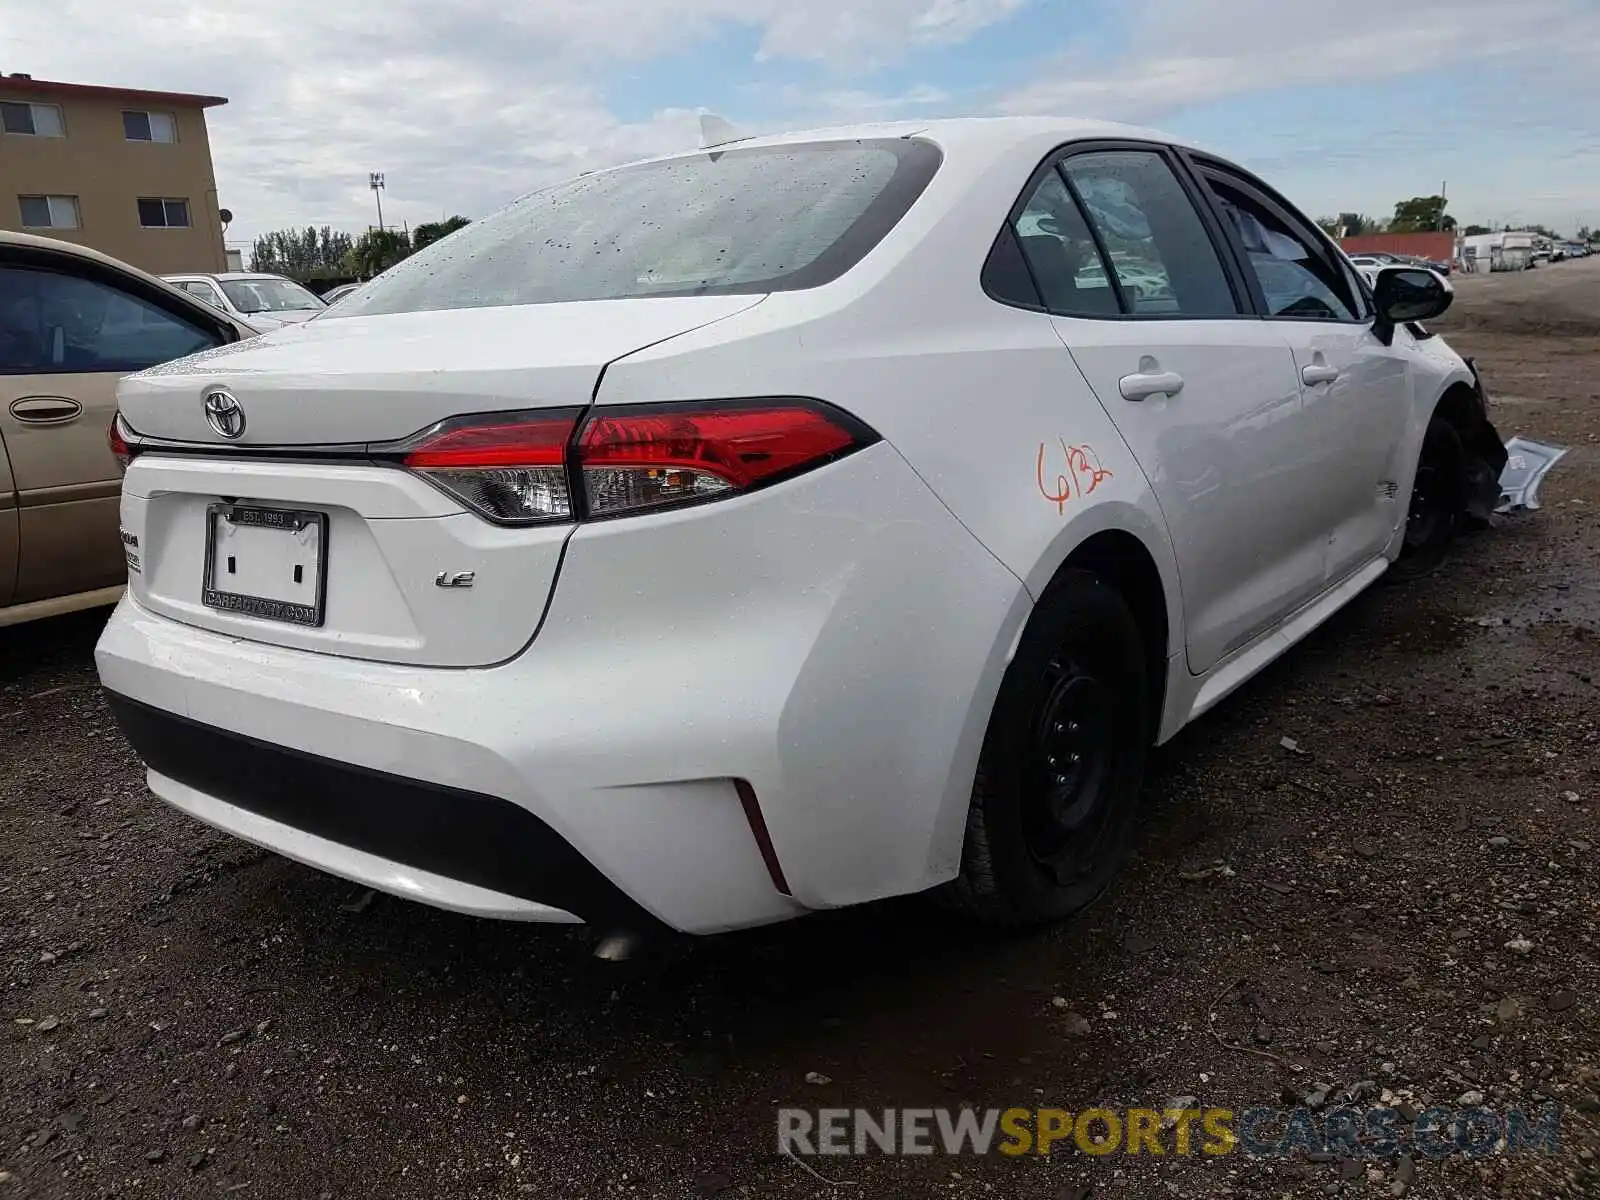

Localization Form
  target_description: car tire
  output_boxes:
[944,569,1150,925]
[1390,417,1466,583]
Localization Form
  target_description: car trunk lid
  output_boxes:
[116,296,763,444]
[116,295,763,666]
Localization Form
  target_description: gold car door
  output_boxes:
[0,260,225,607]
[0,433,16,609]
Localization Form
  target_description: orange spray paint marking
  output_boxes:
[1036,442,1073,514]
[1037,440,1113,514]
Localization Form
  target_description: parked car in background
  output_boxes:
[163,272,326,330]
[1348,253,1450,292]
[0,232,258,627]
[320,282,361,306]
[99,117,1506,935]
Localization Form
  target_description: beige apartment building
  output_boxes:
[0,73,228,274]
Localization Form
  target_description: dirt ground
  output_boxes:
[3,258,1599,1200]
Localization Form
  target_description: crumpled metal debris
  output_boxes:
[1496,437,1569,513]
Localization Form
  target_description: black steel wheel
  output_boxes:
[1392,417,1465,582]
[945,569,1150,924]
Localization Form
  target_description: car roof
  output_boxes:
[0,230,243,311]
[2,228,184,279]
[0,232,259,329]
[625,115,1192,171]
[163,272,292,282]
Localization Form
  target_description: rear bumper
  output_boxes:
[96,444,1029,933]
[106,692,629,926]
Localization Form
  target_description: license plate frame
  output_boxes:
[201,503,329,628]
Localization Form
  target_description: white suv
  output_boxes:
[97,119,1507,935]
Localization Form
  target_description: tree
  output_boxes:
[249,226,354,279]
[1316,213,1383,238]
[1389,196,1454,233]
[347,229,411,278]
[319,227,354,271]
[1462,224,1492,237]
[412,215,471,252]
[1578,225,1592,243]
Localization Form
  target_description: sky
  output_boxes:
[7,0,1600,248]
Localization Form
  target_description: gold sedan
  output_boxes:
[0,230,258,627]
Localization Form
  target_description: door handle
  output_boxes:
[1119,371,1184,401]
[1301,364,1341,386]
[9,396,84,424]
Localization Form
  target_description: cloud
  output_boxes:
[996,0,1599,121]
[5,0,1025,245]
[7,0,1596,244]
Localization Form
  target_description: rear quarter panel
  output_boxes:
[602,127,1185,648]
[598,130,1188,885]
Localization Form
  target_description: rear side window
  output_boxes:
[336,139,942,316]
[180,280,225,309]
[1012,169,1120,316]
[1060,151,1239,317]
[0,265,218,375]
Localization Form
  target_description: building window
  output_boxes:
[123,110,177,143]
[138,197,191,228]
[18,195,81,230]
[0,101,65,137]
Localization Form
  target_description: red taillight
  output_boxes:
[401,415,574,469]
[398,410,579,525]
[390,400,874,525]
[577,401,868,518]
[108,413,133,475]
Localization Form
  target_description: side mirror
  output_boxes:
[1372,267,1452,344]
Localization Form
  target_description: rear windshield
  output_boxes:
[332,138,941,316]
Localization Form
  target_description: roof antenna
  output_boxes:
[698,111,749,150]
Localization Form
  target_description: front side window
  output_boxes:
[1059,150,1238,318]
[335,138,941,317]
[0,265,217,375]
[1206,175,1359,321]
[123,110,177,143]
[1339,256,1373,319]
[138,197,191,228]
[18,194,80,230]
[219,278,325,314]
[1,101,63,137]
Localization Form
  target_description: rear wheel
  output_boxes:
[1391,417,1465,582]
[945,570,1150,925]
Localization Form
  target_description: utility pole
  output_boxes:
[369,172,385,232]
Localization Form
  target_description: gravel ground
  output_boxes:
[3,259,1599,1200]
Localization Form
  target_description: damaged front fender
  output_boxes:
[1456,358,1510,524]
[1497,438,1569,513]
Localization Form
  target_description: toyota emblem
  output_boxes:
[202,388,246,439]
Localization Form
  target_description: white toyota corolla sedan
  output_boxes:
[96,118,1507,935]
